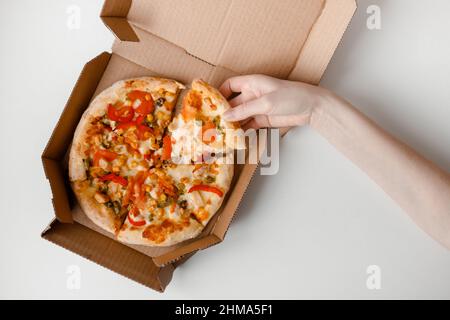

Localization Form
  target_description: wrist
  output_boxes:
[309,89,335,129]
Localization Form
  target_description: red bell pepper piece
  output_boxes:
[115,122,134,133]
[136,124,153,140]
[127,207,146,227]
[107,104,134,122]
[188,184,223,197]
[93,150,118,167]
[99,173,128,187]
[127,90,154,115]
[161,135,172,160]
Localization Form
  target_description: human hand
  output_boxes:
[219,74,332,129]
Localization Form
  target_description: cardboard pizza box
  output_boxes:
[41,0,356,292]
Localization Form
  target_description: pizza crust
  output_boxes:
[117,217,203,246]
[71,181,122,234]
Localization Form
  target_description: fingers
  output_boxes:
[223,96,272,122]
[228,91,257,108]
[219,75,253,98]
[242,115,271,130]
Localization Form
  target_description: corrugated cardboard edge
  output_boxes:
[100,0,139,42]
[41,219,173,292]
[42,52,111,223]
[288,0,357,84]
[152,235,221,267]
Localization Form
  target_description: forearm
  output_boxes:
[310,92,450,248]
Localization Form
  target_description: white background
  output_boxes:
[1,0,449,299]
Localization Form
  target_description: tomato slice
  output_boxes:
[115,121,136,131]
[136,124,153,140]
[127,90,154,115]
[115,116,153,141]
[161,135,172,160]
[188,184,223,197]
[93,150,117,167]
[135,115,146,125]
[99,173,128,187]
[107,104,134,122]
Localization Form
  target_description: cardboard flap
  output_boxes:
[101,0,356,83]
[42,219,174,291]
[125,0,326,78]
[289,0,357,84]
[110,26,239,87]
[42,52,111,160]
[111,28,215,85]
[100,0,132,17]
[153,234,221,267]
[42,52,110,223]
[101,17,139,42]
[101,0,138,41]
[42,158,73,223]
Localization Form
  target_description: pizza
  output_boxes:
[69,77,238,246]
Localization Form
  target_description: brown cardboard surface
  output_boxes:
[289,0,357,84]
[43,0,357,290]
[42,52,111,223]
[126,0,325,78]
[41,219,173,291]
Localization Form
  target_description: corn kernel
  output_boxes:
[146,114,154,122]
[156,111,164,120]
[129,161,138,168]
[181,177,190,184]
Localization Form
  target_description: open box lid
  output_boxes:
[101,0,356,84]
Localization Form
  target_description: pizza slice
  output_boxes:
[117,162,233,246]
[168,79,245,164]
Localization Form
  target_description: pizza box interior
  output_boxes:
[41,0,356,292]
